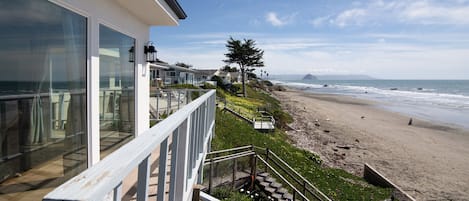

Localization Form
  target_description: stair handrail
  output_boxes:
[207,145,253,156]
[251,146,331,200]
[205,145,332,201]
[266,150,332,201]
[256,156,309,201]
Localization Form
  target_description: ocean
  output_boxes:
[271,79,469,129]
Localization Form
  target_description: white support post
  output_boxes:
[156,95,159,120]
[187,114,192,180]
[174,118,190,199]
[113,182,122,201]
[157,137,169,201]
[192,109,198,170]
[137,155,151,201]
[168,129,179,201]
[167,92,170,114]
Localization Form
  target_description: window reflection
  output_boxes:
[0,0,87,200]
[99,25,135,158]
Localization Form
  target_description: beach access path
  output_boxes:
[273,89,469,200]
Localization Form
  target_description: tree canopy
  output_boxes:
[175,62,192,68]
[221,65,239,72]
[223,37,264,97]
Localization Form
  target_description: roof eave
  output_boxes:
[115,0,184,26]
[164,0,187,19]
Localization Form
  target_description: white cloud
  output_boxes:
[258,38,331,51]
[158,48,225,69]
[401,1,469,24]
[310,16,329,27]
[265,12,296,27]
[312,0,469,28]
[158,31,469,79]
[266,12,284,26]
[333,8,367,27]
[174,32,262,40]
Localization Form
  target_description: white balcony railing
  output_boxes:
[43,89,216,201]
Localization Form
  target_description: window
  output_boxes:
[0,0,87,199]
[99,25,135,158]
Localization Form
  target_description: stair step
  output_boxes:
[258,172,270,178]
[276,188,289,194]
[264,187,277,193]
[259,182,271,188]
[270,182,282,188]
[271,193,283,200]
[265,177,276,183]
[283,193,293,200]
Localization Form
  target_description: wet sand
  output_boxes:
[273,89,469,200]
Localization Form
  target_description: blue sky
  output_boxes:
[151,0,469,79]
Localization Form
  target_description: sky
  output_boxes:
[150,0,469,79]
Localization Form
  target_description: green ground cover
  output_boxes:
[211,83,392,200]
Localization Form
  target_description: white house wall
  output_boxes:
[51,0,151,166]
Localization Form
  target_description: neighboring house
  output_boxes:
[194,69,241,84]
[229,71,242,83]
[149,62,170,88]
[0,0,187,200]
[150,62,196,86]
[195,69,218,83]
[215,70,242,84]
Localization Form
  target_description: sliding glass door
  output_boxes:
[99,25,135,158]
[0,0,87,199]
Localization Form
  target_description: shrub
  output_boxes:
[202,82,216,89]
[211,75,225,87]
[212,187,252,201]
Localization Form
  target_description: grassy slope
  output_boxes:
[212,84,391,201]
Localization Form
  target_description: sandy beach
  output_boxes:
[273,89,469,200]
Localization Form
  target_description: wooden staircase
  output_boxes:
[257,172,293,201]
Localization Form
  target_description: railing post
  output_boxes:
[156,93,159,119]
[192,185,201,201]
[302,181,307,201]
[178,90,181,109]
[250,154,257,190]
[112,90,117,122]
[169,129,180,201]
[209,157,213,194]
[265,148,269,172]
[157,137,169,201]
[197,161,204,184]
[232,158,237,189]
[113,182,122,201]
[137,154,151,201]
[188,91,192,103]
[167,91,170,115]
[102,91,106,116]
[175,118,190,200]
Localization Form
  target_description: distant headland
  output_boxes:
[302,74,318,80]
[271,74,376,80]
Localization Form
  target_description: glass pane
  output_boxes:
[0,0,87,199]
[99,25,135,158]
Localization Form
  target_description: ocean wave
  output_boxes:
[278,81,469,110]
